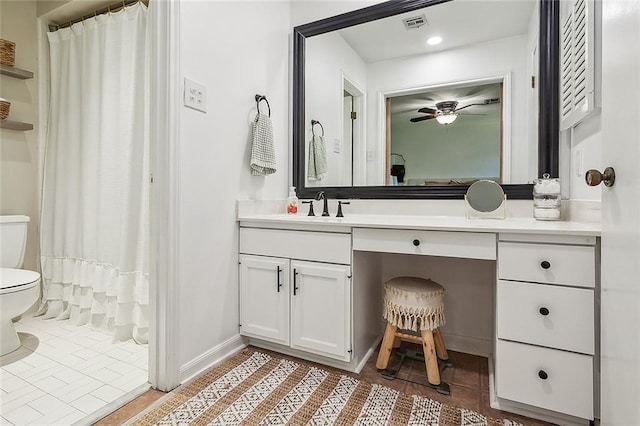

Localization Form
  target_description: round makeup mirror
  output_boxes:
[465,180,506,218]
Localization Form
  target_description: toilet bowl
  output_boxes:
[0,215,41,357]
[0,268,40,356]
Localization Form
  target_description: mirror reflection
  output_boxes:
[388,81,502,186]
[303,0,538,188]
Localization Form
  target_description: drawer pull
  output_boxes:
[538,370,549,380]
[539,307,550,316]
[540,260,551,270]
[413,239,421,247]
[276,265,282,292]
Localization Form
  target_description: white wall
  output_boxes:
[177,0,290,374]
[366,35,532,185]
[290,1,382,27]
[305,32,366,187]
[0,0,40,271]
[567,113,602,201]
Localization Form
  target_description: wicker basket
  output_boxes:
[0,99,10,120]
[0,39,16,67]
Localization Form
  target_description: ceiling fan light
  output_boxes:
[436,113,458,125]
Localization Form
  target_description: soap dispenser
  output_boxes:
[287,186,298,214]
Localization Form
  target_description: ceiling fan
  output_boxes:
[410,98,500,125]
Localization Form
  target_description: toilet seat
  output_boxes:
[0,268,40,295]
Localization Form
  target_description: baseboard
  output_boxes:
[355,336,382,373]
[248,338,378,374]
[441,332,491,357]
[179,334,248,384]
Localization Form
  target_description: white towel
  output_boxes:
[250,113,276,175]
[307,135,327,180]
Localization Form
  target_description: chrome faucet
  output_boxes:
[315,191,330,217]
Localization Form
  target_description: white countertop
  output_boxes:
[238,213,601,237]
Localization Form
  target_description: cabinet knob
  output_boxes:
[540,260,551,270]
[413,239,420,247]
[539,307,550,316]
[538,370,548,380]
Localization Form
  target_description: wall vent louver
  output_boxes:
[560,0,596,130]
[403,15,427,30]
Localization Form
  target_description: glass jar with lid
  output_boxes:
[533,174,561,220]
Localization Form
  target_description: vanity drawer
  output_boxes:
[353,228,496,260]
[496,340,593,419]
[497,280,594,354]
[498,242,595,287]
[240,227,351,264]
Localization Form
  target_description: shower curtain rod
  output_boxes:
[48,0,149,32]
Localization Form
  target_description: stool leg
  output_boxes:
[421,330,440,385]
[376,323,398,369]
[393,336,402,348]
[433,328,449,361]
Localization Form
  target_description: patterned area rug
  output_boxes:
[131,349,522,426]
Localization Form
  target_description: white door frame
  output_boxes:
[148,0,181,392]
[342,73,366,186]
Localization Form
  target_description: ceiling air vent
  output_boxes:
[403,15,427,30]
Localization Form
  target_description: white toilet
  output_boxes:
[0,215,41,356]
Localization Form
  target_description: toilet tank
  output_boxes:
[0,215,30,268]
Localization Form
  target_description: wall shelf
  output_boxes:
[0,119,34,131]
[0,64,34,79]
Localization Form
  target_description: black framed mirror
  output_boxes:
[293,0,559,199]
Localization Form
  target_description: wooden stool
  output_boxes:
[376,276,450,392]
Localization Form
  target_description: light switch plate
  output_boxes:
[184,78,207,113]
[333,138,341,154]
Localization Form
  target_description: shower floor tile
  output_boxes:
[0,314,148,425]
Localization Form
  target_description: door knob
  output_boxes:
[585,167,615,187]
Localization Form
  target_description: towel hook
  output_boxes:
[311,120,324,137]
[255,94,271,117]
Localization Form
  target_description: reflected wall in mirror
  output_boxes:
[293,0,559,199]
[387,80,504,186]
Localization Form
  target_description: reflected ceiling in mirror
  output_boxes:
[293,0,560,199]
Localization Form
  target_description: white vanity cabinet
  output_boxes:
[238,211,602,423]
[239,255,290,346]
[289,260,351,360]
[239,227,352,362]
[495,233,598,421]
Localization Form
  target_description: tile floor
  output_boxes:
[101,343,555,426]
[0,314,148,425]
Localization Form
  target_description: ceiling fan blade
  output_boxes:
[410,115,435,123]
[418,107,437,114]
[455,98,501,112]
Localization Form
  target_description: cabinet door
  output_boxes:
[290,260,351,361]
[239,255,290,345]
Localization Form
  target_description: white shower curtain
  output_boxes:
[40,3,149,344]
